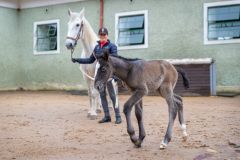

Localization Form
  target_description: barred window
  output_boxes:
[33,20,60,55]
[204,1,240,44]
[115,10,148,50]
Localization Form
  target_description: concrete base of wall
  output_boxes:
[1,85,240,97]
[216,86,240,97]
[0,83,86,92]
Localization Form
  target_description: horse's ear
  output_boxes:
[79,8,85,17]
[103,49,109,61]
[68,8,72,16]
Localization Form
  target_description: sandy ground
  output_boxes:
[0,91,239,160]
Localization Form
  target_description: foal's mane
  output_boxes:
[110,54,141,62]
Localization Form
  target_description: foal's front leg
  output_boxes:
[123,89,146,147]
[134,100,146,147]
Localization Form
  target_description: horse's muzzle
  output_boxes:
[65,43,73,50]
[65,40,76,50]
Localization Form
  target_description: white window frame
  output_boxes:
[33,19,60,55]
[204,1,240,45]
[115,10,148,50]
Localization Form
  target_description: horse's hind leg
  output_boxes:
[159,85,177,149]
[174,94,188,141]
[134,99,146,147]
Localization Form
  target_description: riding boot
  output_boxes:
[98,89,111,123]
[98,116,111,123]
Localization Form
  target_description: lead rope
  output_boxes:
[71,48,74,60]
[70,48,95,81]
[79,65,95,81]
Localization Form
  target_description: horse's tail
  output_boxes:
[175,67,190,89]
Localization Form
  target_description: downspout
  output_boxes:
[17,0,21,11]
[100,0,104,28]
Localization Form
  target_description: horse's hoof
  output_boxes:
[88,115,97,120]
[159,142,167,150]
[87,112,91,117]
[96,109,102,113]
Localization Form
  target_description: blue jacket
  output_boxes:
[73,40,117,64]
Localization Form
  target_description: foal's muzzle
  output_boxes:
[94,81,105,93]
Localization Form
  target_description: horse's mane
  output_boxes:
[110,54,141,62]
[82,17,98,41]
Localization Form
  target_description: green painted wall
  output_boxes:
[17,0,100,90]
[0,0,239,93]
[0,7,20,90]
[104,0,240,92]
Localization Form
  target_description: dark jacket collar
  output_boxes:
[97,39,110,45]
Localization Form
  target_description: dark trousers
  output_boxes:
[99,80,121,118]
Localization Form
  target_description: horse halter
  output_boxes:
[66,21,84,48]
[66,21,84,57]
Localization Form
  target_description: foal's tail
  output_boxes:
[175,67,190,89]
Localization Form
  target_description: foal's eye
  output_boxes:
[76,23,80,27]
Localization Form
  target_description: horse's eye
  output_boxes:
[76,23,80,27]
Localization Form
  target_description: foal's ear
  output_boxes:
[68,8,72,16]
[103,49,109,61]
[79,8,85,18]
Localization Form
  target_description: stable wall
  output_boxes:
[0,7,20,90]
[15,0,99,90]
[104,0,240,93]
[0,0,239,94]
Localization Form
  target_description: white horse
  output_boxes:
[65,8,118,119]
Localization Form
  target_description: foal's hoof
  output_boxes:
[130,135,138,143]
[134,140,142,148]
[182,135,188,142]
[182,132,188,142]
[159,142,167,150]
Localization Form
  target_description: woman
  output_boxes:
[72,27,122,124]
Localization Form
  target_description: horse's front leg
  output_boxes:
[123,89,146,147]
[87,80,98,119]
[134,99,145,147]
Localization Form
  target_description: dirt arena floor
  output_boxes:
[0,91,239,160]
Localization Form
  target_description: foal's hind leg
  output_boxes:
[134,100,146,147]
[159,85,178,149]
[174,94,188,141]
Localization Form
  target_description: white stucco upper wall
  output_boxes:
[0,0,89,9]
[0,0,18,8]
[147,58,214,65]
[164,58,214,65]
